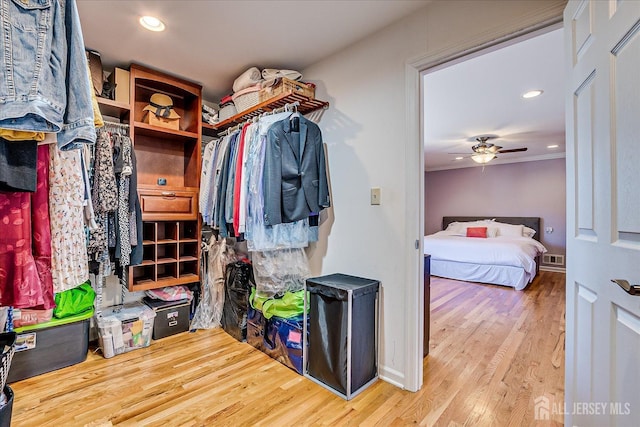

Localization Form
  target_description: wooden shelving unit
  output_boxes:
[97,97,130,121]
[202,92,329,137]
[126,64,202,292]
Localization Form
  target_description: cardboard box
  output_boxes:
[144,111,180,130]
[107,67,130,104]
[143,297,191,340]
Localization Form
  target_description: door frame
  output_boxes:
[403,9,564,392]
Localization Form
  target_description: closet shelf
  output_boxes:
[97,97,130,120]
[202,93,329,136]
[134,121,199,140]
[179,238,198,243]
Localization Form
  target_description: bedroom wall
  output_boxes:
[301,0,566,389]
[424,158,566,266]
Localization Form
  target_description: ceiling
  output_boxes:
[77,0,430,102]
[423,28,565,171]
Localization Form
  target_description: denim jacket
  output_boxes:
[0,0,96,149]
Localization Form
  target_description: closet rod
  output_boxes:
[218,101,300,137]
[102,121,130,129]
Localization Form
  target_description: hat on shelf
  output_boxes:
[143,93,181,119]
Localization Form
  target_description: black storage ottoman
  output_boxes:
[143,297,191,340]
[305,274,379,400]
[7,310,93,383]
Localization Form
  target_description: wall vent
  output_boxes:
[543,254,565,266]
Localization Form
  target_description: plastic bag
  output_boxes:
[221,259,255,341]
[53,281,96,319]
[145,285,193,302]
[249,287,307,319]
[251,248,310,297]
[190,238,237,330]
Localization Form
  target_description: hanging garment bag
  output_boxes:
[221,260,255,341]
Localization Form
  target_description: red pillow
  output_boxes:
[466,226,488,238]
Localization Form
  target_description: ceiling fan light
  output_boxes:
[471,153,496,164]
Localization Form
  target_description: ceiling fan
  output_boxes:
[455,136,528,164]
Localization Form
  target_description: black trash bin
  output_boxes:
[0,385,13,427]
[305,274,379,399]
[221,260,255,341]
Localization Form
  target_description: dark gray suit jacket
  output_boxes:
[263,115,330,225]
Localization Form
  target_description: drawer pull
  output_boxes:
[161,192,176,198]
[611,279,640,296]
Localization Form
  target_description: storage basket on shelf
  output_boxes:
[259,78,315,103]
[218,102,237,122]
[232,85,261,113]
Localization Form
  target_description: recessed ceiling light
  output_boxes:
[547,144,559,148]
[522,90,543,99]
[455,157,464,160]
[139,15,165,32]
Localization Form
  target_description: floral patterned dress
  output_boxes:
[49,146,89,293]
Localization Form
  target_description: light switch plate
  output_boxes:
[371,187,381,205]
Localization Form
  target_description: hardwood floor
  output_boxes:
[10,271,565,426]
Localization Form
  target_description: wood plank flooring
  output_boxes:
[10,271,565,426]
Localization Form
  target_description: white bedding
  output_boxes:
[424,231,547,290]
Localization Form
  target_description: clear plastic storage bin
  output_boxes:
[97,302,156,358]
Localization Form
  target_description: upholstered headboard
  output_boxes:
[442,216,541,241]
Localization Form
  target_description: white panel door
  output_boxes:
[565,1,640,426]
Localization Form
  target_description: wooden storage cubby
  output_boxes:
[130,220,200,291]
[127,64,202,292]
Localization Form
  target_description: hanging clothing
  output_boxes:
[113,133,133,267]
[0,138,38,192]
[245,112,310,251]
[0,0,96,149]
[0,129,46,142]
[49,145,89,293]
[262,115,330,225]
[88,129,117,264]
[198,112,328,251]
[237,124,256,234]
[208,136,230,227]
[215,132,238,237]
[199,139,217,222]
[0,145,55,308]
[232,123,251,235]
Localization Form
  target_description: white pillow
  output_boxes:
[486,226,499,238]
[446,220,493,233]
[494,222,524,238]
[523,226,536,238]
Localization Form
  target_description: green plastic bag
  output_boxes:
[249,288,307,319]
[53,281,96,319]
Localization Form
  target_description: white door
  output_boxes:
[564,1,640,426]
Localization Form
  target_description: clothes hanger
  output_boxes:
[290,103,300,132]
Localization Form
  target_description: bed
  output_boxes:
[423,216,547,290]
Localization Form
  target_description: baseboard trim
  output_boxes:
[540,266,566,273]
[379,365,406,390]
